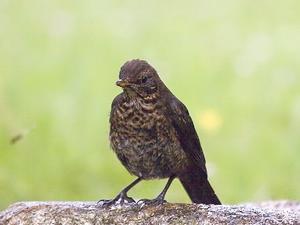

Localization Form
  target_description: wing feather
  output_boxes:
[165,94,207,177]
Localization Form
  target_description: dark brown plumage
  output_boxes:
[105,59,221,205]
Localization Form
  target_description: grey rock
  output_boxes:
[0,201,299,225]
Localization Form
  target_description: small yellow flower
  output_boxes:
[197,109,223,133]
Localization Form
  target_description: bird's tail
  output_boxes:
[179,169,221,205]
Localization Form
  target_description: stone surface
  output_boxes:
[0,201,299,225]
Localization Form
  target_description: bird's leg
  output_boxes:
[98,177,142,206]
[139,175,175,205]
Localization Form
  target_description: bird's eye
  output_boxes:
[141,76,148,84]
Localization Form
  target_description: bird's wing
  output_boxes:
[165,94,207,176]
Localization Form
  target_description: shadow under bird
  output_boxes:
[102,59,221,205]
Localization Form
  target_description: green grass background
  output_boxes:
[0,0,299,209]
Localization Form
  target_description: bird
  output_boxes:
[103,59,221,206]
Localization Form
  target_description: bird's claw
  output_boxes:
[97,193,135,207]
[138,197,167,206]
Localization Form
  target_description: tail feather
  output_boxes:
[179,170,221,205]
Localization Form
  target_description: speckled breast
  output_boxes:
[109,96,188,179]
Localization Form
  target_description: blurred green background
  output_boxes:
[0,0,299,209]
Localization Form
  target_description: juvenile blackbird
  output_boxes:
[106,59,221,205]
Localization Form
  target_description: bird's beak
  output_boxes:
[116,79,130,88]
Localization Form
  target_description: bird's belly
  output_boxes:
[110,100,190,179]
[111,131,171,178]
[110,114,184,179]
[110,116,188,179]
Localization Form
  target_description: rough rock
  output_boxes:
[0,201,299,225]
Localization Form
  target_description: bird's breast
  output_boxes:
[109,98,179,178]
[111,99,166,146]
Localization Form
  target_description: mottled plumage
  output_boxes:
[110,92,189,179]
[106,59,220,205]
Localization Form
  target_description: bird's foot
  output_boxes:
[97,193,135,207]
[138,197,167,206]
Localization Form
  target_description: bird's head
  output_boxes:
[116,59,163,99]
